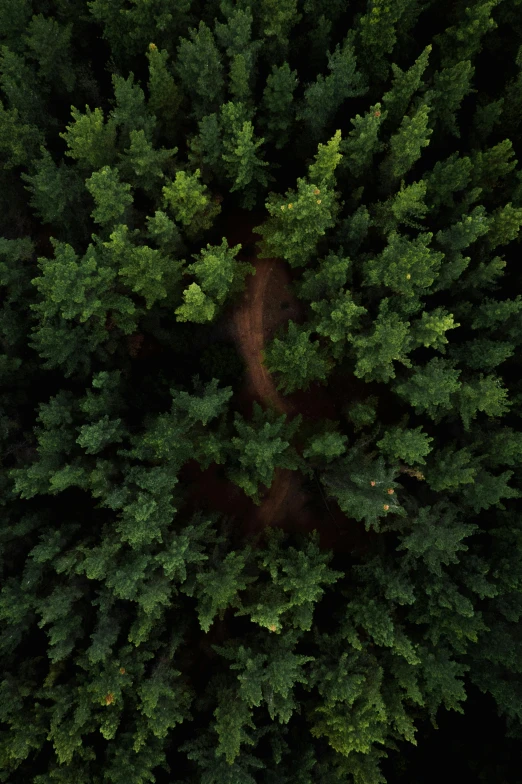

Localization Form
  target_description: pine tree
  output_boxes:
[349,299,414,383]
[295,32,368,143]
[227,402,303,505]
[145,43,183,145]
[220,101,273,209]
[175,20,226,121]
[59,105,119,172]
[175,237,254,323]
[381,44,432,130]
[424,150,473,215]
[320,437,406,532]
[258,61,300,150]
[377,423,434,467]
[393,357,462,422]
[338,103,388,181]
[254,130,344,267]
[22,13,76,94]
[433,0,502,69]
[378,102,433,194]
[263,320,333,393]
[85,165,134,229]
[116,129,178,195]
[162,167,222,239]
[355,0,428,85]
[214,2,263,108]
[424,59,477,139]
[363,230,445,296]
[20,145,88,230]
[409,307,460,353]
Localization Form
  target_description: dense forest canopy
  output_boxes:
[1,0,522,782]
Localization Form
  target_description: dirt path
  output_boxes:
[180,206,375,557]
[231,257,291,416]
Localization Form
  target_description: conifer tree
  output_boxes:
[59,105,119,172]
[338,103,388,181]
[220,101,273,209]
[433,0,502,69]
[175,20,226,121]
[371,178,429,235]
[20,145,88,230]
[214,2,263,108]
[254,130,344,267]
[378,102,433,194]
[145,43,183,145]
[424,59,477,139]
[393,357,462,422]
[258,61,300,150]
[162,167,222,239]
[263,320,334,394]
[349,299,414,384]
[319,438,405,532]
[116,128,178,195]
[381,44,432,130]
[363,229,445,296]
[295,32,368,143]
[227,402,303,504]
[175,237,254,323]
[355,0,428,84]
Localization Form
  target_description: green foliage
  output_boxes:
[433,0,502,68]
[484,202,522,250]
[425,59,477,139]
[424,150,473,213]
[339,103,388,180]
[2,2,522,781]
[22,13,76,94]
[356,0,425,83]
[371,178,429,234]
[85,166,134,227]
[185,549,257,633]
[345,397,379,431]
[117,129,178,194]
[162,167,221,239]
[220,101,272,208]
[20,145,87,227]
[99,223,183,309]
[410,307,460,352]
[295,32,368,142]
[393,357,462,422]
[234,527,343,632]
[350,299,413,383]
[259,62,300,150]
[379,102,433,192]
[377,425,434,466]
[254,130,344,267]
[175,20,226,121]
[381,44,432,129]
[176,237,254,323]
[175,282,216,323]
[454,373,511,431]
[263,320,333,393]
[363,230,445,296]
[215,2,262,107]
[145,43,183,143]
[302,429,349,466]
[320,438,405,532]
[59,104,118,171]
[227,402,302,504]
